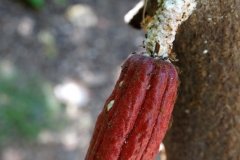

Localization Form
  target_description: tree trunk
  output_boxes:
[164,0,240,159]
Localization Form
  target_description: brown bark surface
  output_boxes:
[164,0,240,159]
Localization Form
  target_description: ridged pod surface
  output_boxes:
[85,54,178,160]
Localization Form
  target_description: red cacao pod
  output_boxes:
[85,54,178,160]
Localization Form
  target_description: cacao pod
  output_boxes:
[85,54,178,160]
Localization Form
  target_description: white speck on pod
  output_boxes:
[119,81,123,87]
[107,100,114,111]
[147,85,151,90]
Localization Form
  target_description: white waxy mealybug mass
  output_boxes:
[107,100,115,111]
[144,0,196,59]
[142,53,151,57]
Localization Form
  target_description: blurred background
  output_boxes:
[0,0,152,159]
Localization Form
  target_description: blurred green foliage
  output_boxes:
[25,0,45,8]
[0,61,64,142]
[24,0,66,8]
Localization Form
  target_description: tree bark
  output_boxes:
[164,0,240,159]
